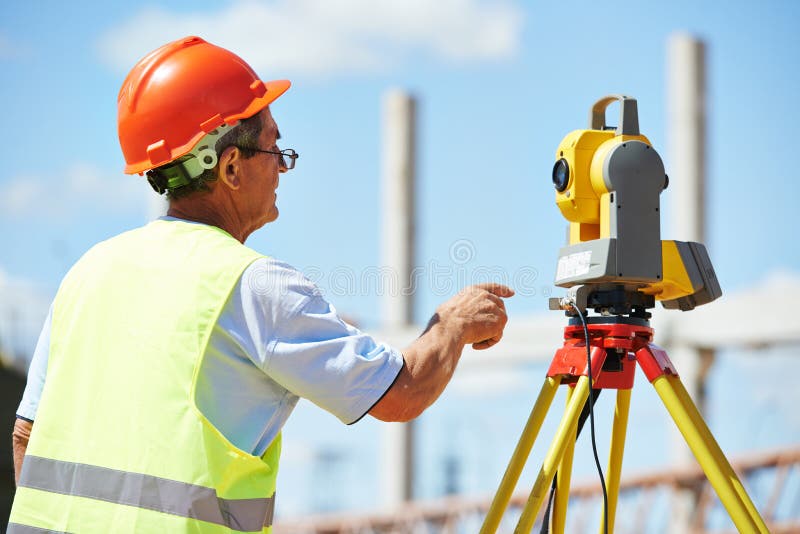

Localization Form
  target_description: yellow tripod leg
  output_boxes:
[653,374,769,534]
[516,376,591,534]
[552,386,578,534]
[481,376,562,534]
[602,388,631,534]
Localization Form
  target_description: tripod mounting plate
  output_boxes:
[549,284,655,319]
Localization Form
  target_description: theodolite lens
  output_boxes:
[552,158,569,192]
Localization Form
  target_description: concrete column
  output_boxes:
[667,33,712,533]
[380,90,417,508]
[381,90,416,327]
[668,33,706,244]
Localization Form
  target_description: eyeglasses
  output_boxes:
[244,147,299,170]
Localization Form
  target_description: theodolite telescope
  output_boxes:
[548,94,721,316]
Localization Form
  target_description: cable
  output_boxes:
[573,306,609,534]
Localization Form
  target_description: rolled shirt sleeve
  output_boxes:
[236,258,404,424]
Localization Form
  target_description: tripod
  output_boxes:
[480,312,769,533]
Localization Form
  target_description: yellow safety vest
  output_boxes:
[10,219,280,533]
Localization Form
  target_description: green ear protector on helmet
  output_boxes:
[146,121,240,195]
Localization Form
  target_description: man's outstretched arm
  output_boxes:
[369,283,513,422]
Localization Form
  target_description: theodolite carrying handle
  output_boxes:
[590,94,640,136]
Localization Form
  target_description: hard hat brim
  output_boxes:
[236,79,291,124]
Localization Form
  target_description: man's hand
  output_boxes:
[370,283,514,422]
[434,283,514,350]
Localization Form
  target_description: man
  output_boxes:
[10,36,512,533]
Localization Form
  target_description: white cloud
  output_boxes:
[3,177,45,216]
[95,0,524,78]
[0,163,149,220]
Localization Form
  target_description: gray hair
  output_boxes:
[162,111,265,199]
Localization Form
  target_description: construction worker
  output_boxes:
[9,36,513,532]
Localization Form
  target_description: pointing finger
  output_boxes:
[473,283,515,298]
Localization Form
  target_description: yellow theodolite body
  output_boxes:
[551,95,720,311]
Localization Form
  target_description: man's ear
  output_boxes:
[217,146,242,190]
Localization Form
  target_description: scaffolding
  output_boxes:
[274,446,800,533]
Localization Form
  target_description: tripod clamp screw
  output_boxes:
[549,296,576,313]
[549,285,587,316]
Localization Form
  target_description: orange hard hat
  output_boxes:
[118,36,290,175]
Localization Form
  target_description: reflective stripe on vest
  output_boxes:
[17,456,274,532]
[7,524,68,534]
